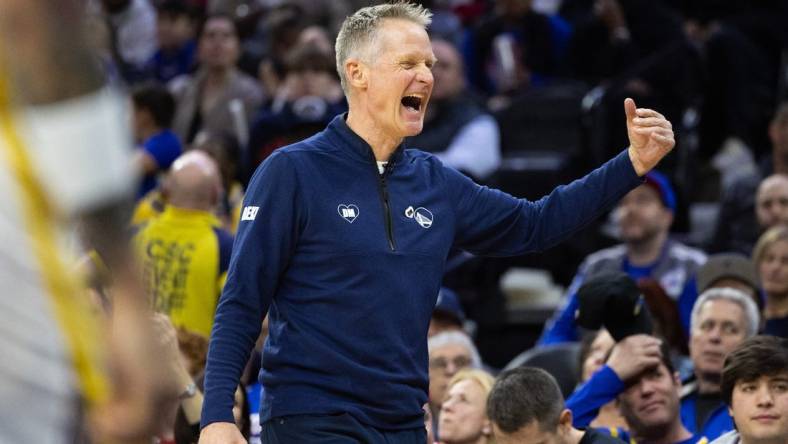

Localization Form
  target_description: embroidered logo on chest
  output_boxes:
[405,206,433,229]
[337,204,360,223]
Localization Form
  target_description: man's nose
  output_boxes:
[417,65,433,85]
[755,385,775,407]
[706,325,723,342]
[638,380,656,396]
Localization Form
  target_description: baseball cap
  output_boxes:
[696,253,759,293]
[643,170,677,212]
[434,287,465,326]
[575,272,653,342]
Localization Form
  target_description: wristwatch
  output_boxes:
[178,382,197,400]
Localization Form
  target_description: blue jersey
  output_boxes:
[567,366,709,444]
[680,386,735,441]
[202,114,642,429]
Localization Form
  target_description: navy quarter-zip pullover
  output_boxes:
[202,114,642,430]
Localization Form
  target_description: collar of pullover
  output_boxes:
[325,113,405,168]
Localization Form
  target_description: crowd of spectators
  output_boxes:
[73,0,788,442]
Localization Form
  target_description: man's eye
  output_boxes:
[700,322,714,331]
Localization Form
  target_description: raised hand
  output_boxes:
[606,334,663,382]
[624,98,675,176]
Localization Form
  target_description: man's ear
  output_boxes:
[559,408,573,430]
[345,58,367,91]
[673,371,681,386]
[556,409,572,436]
[482,418,492,436]
[665,209,674,226]
[659,207,674,230]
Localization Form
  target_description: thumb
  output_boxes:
[624,97,637,124]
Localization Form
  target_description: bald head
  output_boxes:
[756,174,788,229]
[166,150,222,211]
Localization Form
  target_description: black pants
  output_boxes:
[261,413,426,444]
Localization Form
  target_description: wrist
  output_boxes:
[627,146,647,176]
[606,359,629,380]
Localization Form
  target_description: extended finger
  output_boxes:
[654,132,675,145]
[650,128,675,145]
[641,343,663,353]
[632,116,672,129]
[648,127,674,138]
[630,334,662,343]
[633,126,674,137]
[638,356,662,370]
[638,342,662,354]
[625,98,637,123]
[635,107,665,120]
[636,338,664,351]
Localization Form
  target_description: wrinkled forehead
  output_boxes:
[696,298,746,323]
[373,18,434,58]
[758,177,788,200]
[447,378,486,399]
[433,343,472,358]
[623,362,675,391]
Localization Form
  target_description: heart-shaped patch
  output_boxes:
[337,204,360,223]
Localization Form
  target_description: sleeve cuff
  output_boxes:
[596,364,626,392]
[200,403,237,430]
[614,149,644,184]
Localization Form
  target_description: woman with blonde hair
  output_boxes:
[752,225,788,337]
[438,368,496,444]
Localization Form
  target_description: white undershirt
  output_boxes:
[377,161,387,175]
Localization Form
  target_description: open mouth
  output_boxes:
[401,95,422,111]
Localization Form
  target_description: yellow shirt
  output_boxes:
[135,206,233,336]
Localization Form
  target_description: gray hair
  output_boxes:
[335,1,432,94]
[428,330,482,369]
[690,287,761,337]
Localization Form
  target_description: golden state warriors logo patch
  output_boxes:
[405,206,433,229]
